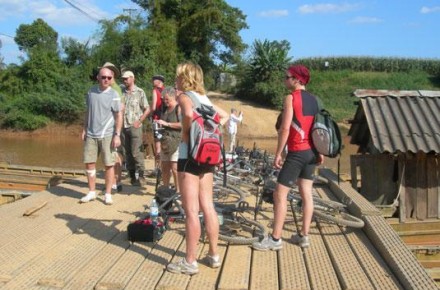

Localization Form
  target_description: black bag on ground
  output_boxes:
[155,185,177,211]
[127,218,164,243]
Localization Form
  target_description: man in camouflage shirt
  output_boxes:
[121,71,151,186]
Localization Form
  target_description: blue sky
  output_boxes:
[0,0,439,65]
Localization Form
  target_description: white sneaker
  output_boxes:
[252,235,283,251]
[167,258,199,275]
[104,193,113,205]
[80,191,96,203]
[206,254,221,268]
[291,234,310,248]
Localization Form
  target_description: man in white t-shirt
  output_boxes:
[227,108,243,153]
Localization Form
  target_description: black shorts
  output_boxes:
[177,159,215,176]
[277,149,318,187]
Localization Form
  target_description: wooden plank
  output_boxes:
[35,194,147,289]
[187,242,227,290]
[218,244,252,290]
[345,230,404,289]
[360,155,376,200]
[426,156,438,218]
[1,192,145,289]
[399,159,406,223]
[124,230,184,290]
[250,219,278,290]
[319,223,374,290]
[317,187,374,290]
[0,182,91,246]
[303,226,341,289]
[416,154,427,220]
[279,213,310,290]
[405,156,417,219]
[154,238,201,290]
[363,215,439,290]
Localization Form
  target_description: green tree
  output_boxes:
[236,39,292,108]
[249,39,292,82]
[132,0,248,87]
[61,37,91,66]
[0,19,87,130]
[14,18,58,55]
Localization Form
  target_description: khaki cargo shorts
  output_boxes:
[160,147,179,162]
[83,136,116,166]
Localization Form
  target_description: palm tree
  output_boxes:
[249,39,292,82]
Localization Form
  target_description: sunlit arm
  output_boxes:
[213,104,229,126]
[274,94,292,168]
[179,93,194,144]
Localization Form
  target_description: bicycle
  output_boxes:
[153,185,267,245]
[255,168,364,229]
[287,185,365,228]
[214,146,274,188]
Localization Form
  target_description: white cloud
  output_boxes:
[258,10,289,18]
[0,0,109,26]
[420,6,440,14]
[298,3,360,14]
[349,16,383,24]
[0,0,27,20]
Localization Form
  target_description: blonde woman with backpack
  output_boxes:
[167,62,229,275]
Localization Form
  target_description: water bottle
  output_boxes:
[150,198,159,226]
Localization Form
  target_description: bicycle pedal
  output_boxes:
[237,201,249,211]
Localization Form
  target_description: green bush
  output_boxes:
[0,92,83,129]
[1,109,49,130]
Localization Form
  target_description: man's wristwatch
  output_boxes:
[114,132,121,137]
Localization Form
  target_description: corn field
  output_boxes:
[295,56,440,75]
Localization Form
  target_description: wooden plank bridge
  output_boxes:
[0,163,85,192]
[0,166,438,290]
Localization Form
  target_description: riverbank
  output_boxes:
[0,92,355,175]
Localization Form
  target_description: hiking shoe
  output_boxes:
[206,254,221,268]
[112,184,123,192]
[252,235,282,251]
[291,234,310,248]
[104,193,113,205]
[167,258,199,275]
[80,191,96,203]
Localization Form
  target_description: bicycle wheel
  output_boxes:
[313,209,364,228]
[313,196,346,210]
[218,216,266,245]
[213,183,247,208]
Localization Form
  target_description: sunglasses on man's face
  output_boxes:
[100,76,113,80]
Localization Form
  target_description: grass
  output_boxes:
[306,70,440,122]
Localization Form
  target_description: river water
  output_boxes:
[1,134,356,175]
[1,134,84,169]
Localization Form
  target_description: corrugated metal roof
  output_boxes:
[348,89,440,154]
